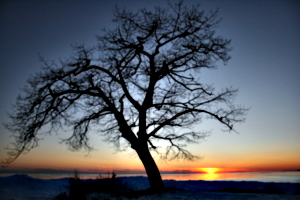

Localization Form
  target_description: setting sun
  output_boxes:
[199,168,220,174]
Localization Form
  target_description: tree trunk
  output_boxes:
[135,144,165,192]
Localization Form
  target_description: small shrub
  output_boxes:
[54,170,129,200]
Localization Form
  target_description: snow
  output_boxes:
[0,175,69,200]
[0,175,299,200]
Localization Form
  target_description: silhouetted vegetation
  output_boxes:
[4,0,248,192]
[53,171,129,200]
[53,174,300,200]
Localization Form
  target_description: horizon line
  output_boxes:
[0,168,299,175]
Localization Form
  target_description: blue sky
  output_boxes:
[0,0,299,172]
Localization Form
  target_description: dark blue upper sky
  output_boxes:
[0,0,299,171]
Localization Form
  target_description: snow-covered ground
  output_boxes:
[0,175,299,200]
[0,174,69,200]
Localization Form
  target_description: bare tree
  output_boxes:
[3,1,248,191]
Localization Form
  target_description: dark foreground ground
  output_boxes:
[86,190,300,200]
[0,175,299,200]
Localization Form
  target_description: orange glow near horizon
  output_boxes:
[1,145,299,175]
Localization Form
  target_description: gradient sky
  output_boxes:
[0,0,299,173]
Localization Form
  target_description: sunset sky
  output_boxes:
[0,0,299,174]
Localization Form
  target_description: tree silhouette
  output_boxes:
[3,1,248,192]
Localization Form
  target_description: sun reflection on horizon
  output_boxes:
[203,173,219,180]
[160,172,255,181]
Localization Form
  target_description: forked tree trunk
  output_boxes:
[135,144,165,192]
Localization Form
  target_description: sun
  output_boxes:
[199,168,219,174]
